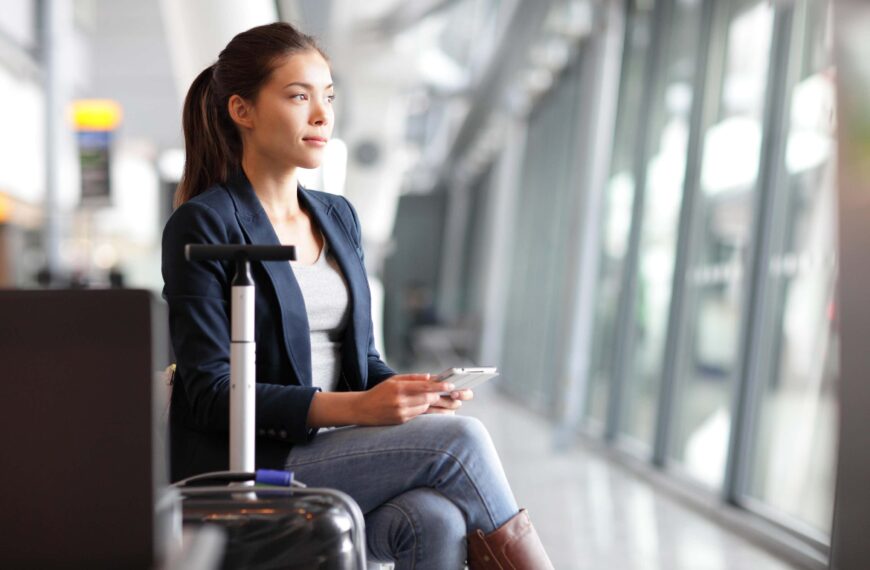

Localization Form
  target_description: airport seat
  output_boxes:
[0,289,168,568]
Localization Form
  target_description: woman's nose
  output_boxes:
[310,100,330,126]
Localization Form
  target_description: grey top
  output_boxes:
[290,232,351,392]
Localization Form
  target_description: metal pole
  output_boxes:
[40,0,62,281]
[230,258,256,476]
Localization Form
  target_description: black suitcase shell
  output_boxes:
[181,488,362,570]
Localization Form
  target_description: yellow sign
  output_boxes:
[0,193,11,223]
[71,99,123,131]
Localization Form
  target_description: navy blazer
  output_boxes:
[162,169,395,481]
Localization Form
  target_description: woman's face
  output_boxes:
[235,50,335,170]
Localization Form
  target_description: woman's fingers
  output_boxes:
[402,402,433,421]
[392,373,447,384]
[391,373,431,381]
[449,389,474,401]
[391,374,459,395]
[395,389,441,408]
[370,375,466,424]
[424,407,456,415]
[407,393,440,407]
[395,379,454,395]
[430,395,462,410]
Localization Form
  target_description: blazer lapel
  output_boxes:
[223,170,312,386]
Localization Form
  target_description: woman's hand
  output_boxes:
[425,389,474,415]
[355,374,455,425]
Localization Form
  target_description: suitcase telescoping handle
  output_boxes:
[184,246,368,569]
[185,244,296,475]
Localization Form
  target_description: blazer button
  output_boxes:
[268,428,276,437]
[279,430,288,439]
[258,428,265,436]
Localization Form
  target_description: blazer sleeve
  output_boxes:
[340,196,396,388]
[162,201,319,443]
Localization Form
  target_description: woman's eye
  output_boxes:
[290,93,308,101]
[326,94,336,103]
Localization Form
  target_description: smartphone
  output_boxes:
[434,367,499,394]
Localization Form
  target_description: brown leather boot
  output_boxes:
[466,509,554,569]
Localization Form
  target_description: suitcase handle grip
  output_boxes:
[255,469,294,487]
[174,469,295,488]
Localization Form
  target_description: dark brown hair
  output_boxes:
[175,22,326,207]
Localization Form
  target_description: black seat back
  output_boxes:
[0,289,168,569]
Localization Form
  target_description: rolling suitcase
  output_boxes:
[175,244,368,569]
[176,471,366,569]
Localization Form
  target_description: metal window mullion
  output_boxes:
[722,5,797,505]
[549,55,595,419]
[553,0,627,440]
[652,0,725,467]
[540,71,580,412]
[594,0,639,437]
[549,54,587,393]
[737,0,814,514]
[523,110,550,406]
[604,0,673,443]
[505,118,541,396]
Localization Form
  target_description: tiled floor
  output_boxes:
[459,384,800,570]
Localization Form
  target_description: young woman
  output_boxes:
[162,22,553,569]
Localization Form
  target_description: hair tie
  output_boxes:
[208,63,218,84]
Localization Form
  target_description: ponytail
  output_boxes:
[174,64,240,207]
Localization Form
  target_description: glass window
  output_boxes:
[745,0,837,535]
[584,0,657,429]
[669,0,775,488]
[619,0,705,448]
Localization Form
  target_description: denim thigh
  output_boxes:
[284,414,518,532]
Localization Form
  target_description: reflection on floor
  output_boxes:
[460,384,798,570]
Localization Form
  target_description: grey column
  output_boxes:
[40,0,65,279]
[830,2,870,568]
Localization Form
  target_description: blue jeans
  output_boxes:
[284,414,520,569]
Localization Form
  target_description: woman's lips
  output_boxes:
[303,137,328,147]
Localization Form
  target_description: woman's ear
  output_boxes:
[228,94,254,129]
